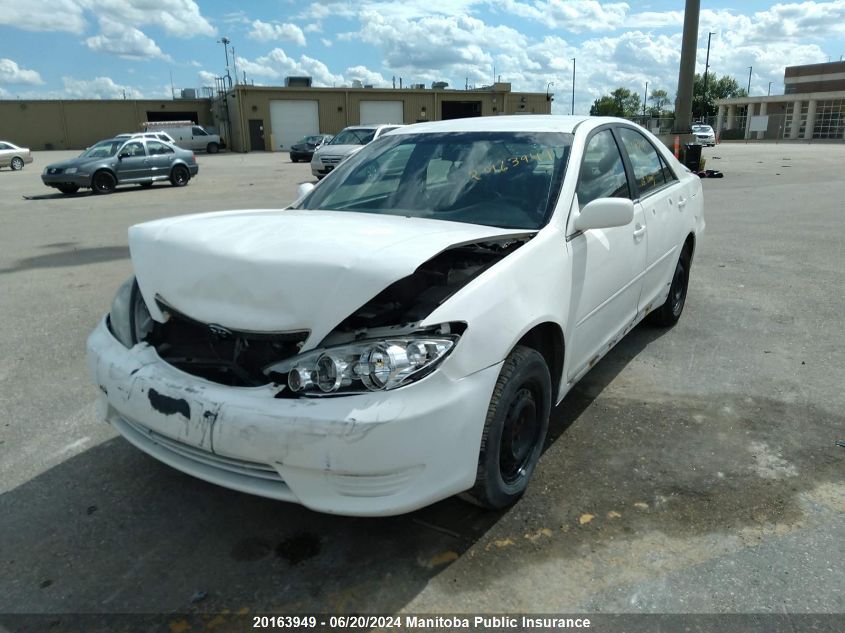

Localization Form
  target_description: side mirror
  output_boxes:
[573,198,634,232]
[297,182,315,199]
[118,152,130,160]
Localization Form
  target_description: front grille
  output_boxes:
[147,301,308,387]
[321,155,342,165]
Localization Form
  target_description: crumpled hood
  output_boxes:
[129,209,522,347]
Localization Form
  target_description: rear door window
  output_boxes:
[617,128,668,198]
[147,141,174,155]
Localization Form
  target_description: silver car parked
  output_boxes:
[41,137,198,195]
[311,124,403,179]
[0,140,34,171]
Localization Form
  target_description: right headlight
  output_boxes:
[266,332,460,396]
[108,277,154,348]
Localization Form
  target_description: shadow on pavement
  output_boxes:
[0,245,129,275]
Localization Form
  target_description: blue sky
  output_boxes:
[1,1,843,113]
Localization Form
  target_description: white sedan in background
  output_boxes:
[0,140,33,170]
[87,116,704,516]
[692,123,716,146]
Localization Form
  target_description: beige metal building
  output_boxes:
[0,83,551,152]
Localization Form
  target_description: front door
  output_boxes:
[115,141,149,182]
[249,119,266,151]
[566,128,647,381]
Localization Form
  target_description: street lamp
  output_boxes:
[767,81,773,96]
[701,31,716,119]
[643,80,649,116]
[546,81,555,101]
[747,66,752,95]
[571,58,576,115]
[218,37,232,88]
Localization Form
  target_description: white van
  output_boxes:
[142,121,222,153]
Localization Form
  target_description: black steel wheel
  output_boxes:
[92,170,116,194]
[464,345,551,510]
[649,244,692,326]
[10,157,25,171]
[170,164,190,187]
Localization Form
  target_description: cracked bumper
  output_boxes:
[86,317,500,516]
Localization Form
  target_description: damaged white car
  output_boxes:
[88,116,704,516]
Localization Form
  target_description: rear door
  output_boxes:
[615,127,685,313]
[566,127,647,380]
[145,140,176,180]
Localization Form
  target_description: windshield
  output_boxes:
[329,129,376,145]
[692,125,711,132]
[296,131,573,230]
[80,140,122,159]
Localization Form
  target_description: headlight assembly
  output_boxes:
[266,333,459,396]
[65,167,78,174]
[108,277,154,348]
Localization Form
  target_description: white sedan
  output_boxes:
[0,140,33,170]
[87,116,704,516]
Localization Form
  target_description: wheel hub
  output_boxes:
[500,387,539,484]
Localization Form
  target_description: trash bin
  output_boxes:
[683,143,702,171]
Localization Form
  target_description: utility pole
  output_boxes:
[232,47,238,86]
[702,31,716,119]
[571,57,576,115]
[767,81,773,95]
[747,66,752,95]
[673,0,700,133]
[643,80,649,116]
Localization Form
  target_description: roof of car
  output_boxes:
[388,115,594,135]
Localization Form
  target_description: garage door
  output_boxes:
[269,100,319,151]
[359,101,404,125]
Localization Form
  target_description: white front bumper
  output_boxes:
[86,318,500,516]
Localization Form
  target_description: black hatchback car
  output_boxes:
[289,134,333,162]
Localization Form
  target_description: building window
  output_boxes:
[814,99,845,139]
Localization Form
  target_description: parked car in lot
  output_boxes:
[0,140,33,170]
[115,131,177,144]
[88,116,704,516]
[42,137,198,195]
[692,123,716,146]
[142,121,222,153]
[289,134,333,162]
[311,124,402,178]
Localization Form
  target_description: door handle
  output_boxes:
[633,224,646,241]
[678,196,687,209]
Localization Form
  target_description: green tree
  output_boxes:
[648,88,671,116]
[589,87,642,117]
[692,73,747,118]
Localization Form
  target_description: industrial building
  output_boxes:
[0,81,551,153]
[715,61,845,141]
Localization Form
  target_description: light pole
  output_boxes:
[643,80,649,116]
[571,58,576,115]
[767,81,773,96]
[218,37,232,88]
[701,31,716,119]
[746,66,752,95]
[546,81,554,100]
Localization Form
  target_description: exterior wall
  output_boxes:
[784,61,845,95]
[222,86,551,152]
[0,99,213,150]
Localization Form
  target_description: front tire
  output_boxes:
[91,170,116,194]
[10,157,25,171]
[206,142,219,154]
[464,346,552,510]
[649,244,692,326]
[170,164,190,187]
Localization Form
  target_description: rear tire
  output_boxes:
[206,142,219,154]
[91,170,116,194]
[649,244,692,326]
[170,164,190,187]
[464,346,552,510]
[57,184,79,194]
[10,157,25,171]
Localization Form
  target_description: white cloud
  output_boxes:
[304,23,322,33]
[321,38,333,47]
[61,76,142,99]
[500,0,629,32]
[0,0,87,33]
[85,18,171,61]
[198,70,217,84]
[346,65,387,86]
[248,20,307,46]
[0,58,45,85]
[238,48,345,86]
